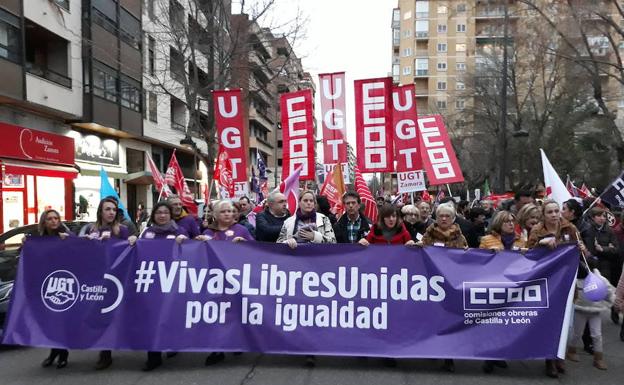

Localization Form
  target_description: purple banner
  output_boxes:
[2,238,578,360]
[599,170,624,208]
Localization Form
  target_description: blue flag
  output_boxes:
[99,167,131,220]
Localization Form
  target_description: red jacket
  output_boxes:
[365,223,412,245]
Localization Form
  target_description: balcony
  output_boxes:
[393,38,400,47]
[415,49,429,56]
[415,31,429,40]
[24,20,71,88]
[414,69,429,77]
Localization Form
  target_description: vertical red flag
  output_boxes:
[319,72,347,165]
[165,151,198,215]
[354,77,394,173]
[147,153,172,199]
[417,115,464,185]
[392,84,421,172]
[281,89,315,181]
[279,165,303,214]
[354,166,378,223]
[213,149,235,199]
[213,89,248,197]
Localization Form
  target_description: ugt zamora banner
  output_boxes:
[392,84,425,193]
[417,115,465,185]
[354,77,394,173]
[213,89,248,197]
[280,89,315,181]
[4,238,578,360]
[319,72,347,165]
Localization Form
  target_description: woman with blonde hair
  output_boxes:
[479,211,525,252]
[197,200,254,242]
[517,203,541,244]
[277,190,336,249]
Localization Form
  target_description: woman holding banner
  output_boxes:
[197,200,254,242]
[277,191,335,367]
[359,204,414,246]
[419,203,467,373]
[36,209,73,369]
[517,203,541,245]
[140,202,188,371]
[479,211,525,374]
[527,199,583,378]
[79,197,137,370]
[277,190,337,248]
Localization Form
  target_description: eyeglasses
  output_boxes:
[503,219,515,224]
[404,213,418,216]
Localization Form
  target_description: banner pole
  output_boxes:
[581,198,599,217]
[446,184,452,198]
[157,185,166,202]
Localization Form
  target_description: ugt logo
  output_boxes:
[41,270,80,312]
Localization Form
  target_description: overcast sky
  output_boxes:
[262,0,397,149]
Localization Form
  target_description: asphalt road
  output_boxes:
[1,316,623,385]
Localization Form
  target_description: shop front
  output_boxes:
[0,122,77,234]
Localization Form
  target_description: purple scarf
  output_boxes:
[501,233,516,250]
[296,208,317,223]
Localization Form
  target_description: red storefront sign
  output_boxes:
[0,122,75,166]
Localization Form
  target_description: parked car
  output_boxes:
[0,221,90,335]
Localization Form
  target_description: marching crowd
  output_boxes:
[30,189,624,378]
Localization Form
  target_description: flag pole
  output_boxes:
[157,185,166,202]
[446,184,452,197]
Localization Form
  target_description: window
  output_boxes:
[456,43,466,52]
[148,36,155,75]
[437,24,447,33]
[415,20,428,37]
[120,8,141,49]
[457,4,467,13]
[0,8,21,64]
[392,64,400,76]
[455,99,465,110]
[415,58,428,76]
[120,75,141,112]
[54,0,69,10]
[148,92,158,122]
[437,81,447,90]
[170,47,185,83]
[437,5,447,14]
[169,0,185,29]
[437,61,447,71]
[437,43,447,52]
[402,66,412,75]
[415,1,428,18]
[147,0,155,19]
[456,81,465,90]
[436,100,447,110]
[93,0,118,34]
[403,29,412,38]
[457,24,466,33]
[92,61,118,102]
[456,62,466,71]
[402,47,412,57]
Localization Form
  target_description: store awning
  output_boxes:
[124,171,153,185]
[0,158,79,179]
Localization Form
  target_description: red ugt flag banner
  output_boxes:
[319,72,347,164]
[147,153,172,198]
[417,115,464,185]
[392,84,421,172]
[213,89,248,195]
[213,149,235,199]
[354,166,378,223]
[280,89,315,181]
[354,77,394,173]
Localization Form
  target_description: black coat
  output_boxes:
[255,209,288,242]
[582,223,619,260]
[404,221,428,241]
[333,214,371,244]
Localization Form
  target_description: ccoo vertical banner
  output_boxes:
[213,89,249,197]
[280,89,315,181]
[392,84,425,193]
[417,115,464,185]
[354,77,394,173]
[319,72,347,166]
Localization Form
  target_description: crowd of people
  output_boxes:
[29,189,624,377]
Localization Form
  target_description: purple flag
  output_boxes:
[3,238,578,360]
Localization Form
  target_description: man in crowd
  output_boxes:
[167,195,201,238]
[510,190,535,214]
[255,191,289,242]
[333,192,372,244]
[238,196,253,217]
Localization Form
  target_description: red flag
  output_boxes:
[214,149,235,198]
[147,153,172,199]
[580,183,592,198]
[417,115,464,185]
[319,72,347,164]
[354,166,378,223]
[392,84,422,172]
[421,189,431,202]
[280,89,315,181]
[319,164,346,215]
[166,151,198,215]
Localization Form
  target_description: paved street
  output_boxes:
[1,316,623,385]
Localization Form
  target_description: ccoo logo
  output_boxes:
[41,270,80,312]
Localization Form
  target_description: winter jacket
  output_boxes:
[202,223,254,241]
[479,231,526,251]
[404,221,428,241]
[574,270,615,314]
[333,214,372,244]
[79,223,130,240]
[277,213,336,244]
[421,223,468,249]
[175,214,201,238]
[526,218,580,249]
[581,222,619,260]
[255,209,289,242]
[365,223,412,245]
[615,270,624,312]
